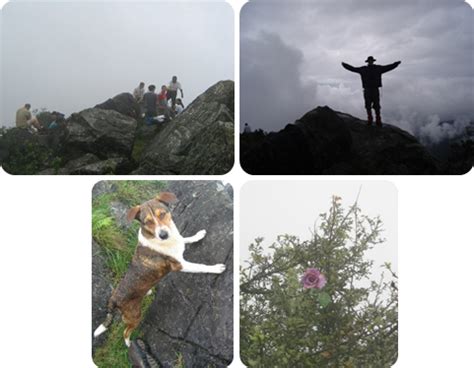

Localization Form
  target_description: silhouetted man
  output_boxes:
[342,56,401,126]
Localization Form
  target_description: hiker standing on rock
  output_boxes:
[167,76,184,108]
[342,56,401,127]
[133,82,146,117]
[143,85,158,123]
[158,85,171,119]
[133,82,145,103]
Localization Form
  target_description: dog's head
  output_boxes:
[127,192,178,241]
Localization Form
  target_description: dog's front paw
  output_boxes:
[195,229,206,241]
[211,263,226,274]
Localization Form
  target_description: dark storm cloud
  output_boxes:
[240,32,316,132]
[241,0,473,142]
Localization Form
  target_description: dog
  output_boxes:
[93,192,226,347]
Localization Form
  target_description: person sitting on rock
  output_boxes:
[174,98,185,114]
[341,56,401,127]
[15,103,42,132]
[48,113,59,129]
[143,85,158,124]
[167,76,184,108]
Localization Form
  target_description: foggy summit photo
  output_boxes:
[240,0,473,175]
[0,1,234,175]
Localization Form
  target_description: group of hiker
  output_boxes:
[132,75,185,124]
[14,75,186,133]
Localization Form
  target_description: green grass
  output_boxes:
[92,181,169,367]
[93,292,156,368]
[173,352,185,368]
[114,181,167,206]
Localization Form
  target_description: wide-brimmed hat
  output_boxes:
[365,56,376,63]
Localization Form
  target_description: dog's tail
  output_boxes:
[93,300,117,338]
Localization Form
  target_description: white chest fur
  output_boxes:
[137,225,185,261]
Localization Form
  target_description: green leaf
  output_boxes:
[317,292,331,308]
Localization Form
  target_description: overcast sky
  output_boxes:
[1,1,233,126]
[241,0,473,144]
[241,181,397,284]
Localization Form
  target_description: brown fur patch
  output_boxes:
[109,245,182,342]
[156,192,177,206]
[127,206,141,222]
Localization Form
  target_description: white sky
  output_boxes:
[240,181,398,282]
[241,0,473,143]
[1,1,234,126]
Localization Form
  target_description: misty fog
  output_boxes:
[1,1,234,126]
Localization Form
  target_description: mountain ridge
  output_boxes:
[241,106,472,175]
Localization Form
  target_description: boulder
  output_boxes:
[95,92,141,119]
[92,180,117,198]
[134,81,234,175]
[65,108,137,159]
[241,106,441,175]
[138,181,233,367]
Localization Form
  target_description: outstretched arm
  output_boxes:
[341,62,361,73]
[380,61,401,73]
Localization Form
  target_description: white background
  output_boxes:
[1,1,473,367]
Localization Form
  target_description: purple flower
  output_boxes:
[301,268,327,289]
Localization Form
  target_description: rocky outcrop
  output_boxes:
[140,181,233,368]
[1,81,234,175]
[95,92,141,119]
[241,106,441,175]
[134,81,234,175]
[91,181,233,367]
[65,108,137,159]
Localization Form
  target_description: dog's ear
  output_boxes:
[156,192,177,206]
[127,206,141,222]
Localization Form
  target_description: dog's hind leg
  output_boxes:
[183,229,206,244]
[122,302,142,347]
